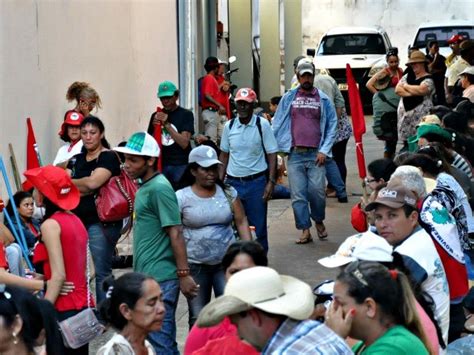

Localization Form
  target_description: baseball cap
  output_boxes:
[297,62,315,75]
[293,55,306,69]
[365,184,418,211]
[24,165,80,211]
[188,145,222,168]
[197,267,314,327]
[58,110,84,137]
[235,88,257,103]
[157,81,177,98]
[318,231,393,268]
[408,123,453,146]
[448,34,464,44]
[114,132,160,157]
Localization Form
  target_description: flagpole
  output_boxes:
[0,156,34,270]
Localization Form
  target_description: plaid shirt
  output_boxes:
[262,318,352,355]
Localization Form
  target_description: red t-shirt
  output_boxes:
[216,75,231,118]
[0,243,8,268]
[34,212,93,311]
[201,73,219,110]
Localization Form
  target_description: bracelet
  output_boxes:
[43,280,48,292]
[177,269,190,278]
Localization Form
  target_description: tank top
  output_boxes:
[35,212,93,311]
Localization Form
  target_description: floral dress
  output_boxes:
[397,74,435,142]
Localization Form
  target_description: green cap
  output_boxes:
[407,124,452,152]
[157,81,177,98]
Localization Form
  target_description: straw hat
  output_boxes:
[406,50,428,65]
[197,267,314,327]
[373,72,391,91]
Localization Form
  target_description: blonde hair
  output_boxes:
[66,81,102,109]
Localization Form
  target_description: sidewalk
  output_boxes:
[91,116,383,353]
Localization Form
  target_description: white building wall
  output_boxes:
[302,0,473,61]
[0,0,178,191]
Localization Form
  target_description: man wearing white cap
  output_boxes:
[197,266,351,354]
[219,88,278,253]
[114,132,198,354]
[273,61,338,244]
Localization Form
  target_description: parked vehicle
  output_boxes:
[410,20,474,57]
[307,26,393,113]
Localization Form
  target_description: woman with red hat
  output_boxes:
[24,165,93,355]
[53,110,84,168]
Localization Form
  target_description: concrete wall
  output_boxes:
[302,0,474,62]
[0,0,178,191]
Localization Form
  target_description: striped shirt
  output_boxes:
[262,318,351,355]
[452,152,473,182]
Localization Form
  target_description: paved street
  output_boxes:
[91,116,384,353]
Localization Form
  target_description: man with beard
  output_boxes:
[272,62,338,244]
[219,88,278,253]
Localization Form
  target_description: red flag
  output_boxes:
[346,64,367,179]
[22,118,41,190]
[153,107,163,172]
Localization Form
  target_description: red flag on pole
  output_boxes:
[153,107,163,172]
[22,118,41,191]
[346,64,367,179]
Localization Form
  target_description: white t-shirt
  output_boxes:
[395,227,450,344]
[53,140,83,166]
[97,333,155,355]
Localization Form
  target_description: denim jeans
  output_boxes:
[273,184,291,199]
[325,157,347,199]
[287,149,326,229]
[187,263,226,328]
[162,164,187,190]
[148,279,180,355]
[227,174,269,252]
[5,243,25,276]
[87,222,122,303]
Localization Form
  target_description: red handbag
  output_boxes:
[95,165,138,223]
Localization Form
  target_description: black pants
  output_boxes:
[448,302,466,343]
[332,139,349,183]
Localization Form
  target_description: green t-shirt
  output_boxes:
[133,174,181,282]
[352,325,429,355]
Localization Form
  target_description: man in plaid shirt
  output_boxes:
[196,266,351,354]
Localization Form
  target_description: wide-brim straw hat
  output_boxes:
[197,267,314,327]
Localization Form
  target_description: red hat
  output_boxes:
[448,34,464,44]
[24,165,80,211]
[58,110,84,137]
[235,88,257,103]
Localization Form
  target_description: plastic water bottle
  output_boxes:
[249,226,257,240]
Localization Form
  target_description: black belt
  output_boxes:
[291,147,318,153]
[227,171,267,181]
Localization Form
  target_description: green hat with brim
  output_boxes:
[157,81,177,98]
[408,124,452,152]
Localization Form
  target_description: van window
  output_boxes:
[414,26,474,48]
[318,34,386,55]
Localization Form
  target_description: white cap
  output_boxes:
[189,145,222,167]
[114,132,160,157]
[318,231,393,268]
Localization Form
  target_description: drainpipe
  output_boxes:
[178,0,198,128]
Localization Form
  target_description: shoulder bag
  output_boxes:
[95,151,138,223]
[58,245,104,348]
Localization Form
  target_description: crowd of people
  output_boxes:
[0,34,473,355]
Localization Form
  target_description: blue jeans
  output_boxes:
[227,175,269,252]
[148,279,180,355]
[163,164,187,190]
[273,184,291,199]
[5,244,25,277]
[187,263,225,328]
[325,157,347,199]
[87,222,122,303]
[287,149,326,229]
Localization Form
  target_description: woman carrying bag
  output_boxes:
[24,165,97,354]
[68,116,122,303]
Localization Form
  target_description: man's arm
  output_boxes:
[263,153,277,201]
[166,225,199,299]
[219,151,229,181]
[317,96,338,164]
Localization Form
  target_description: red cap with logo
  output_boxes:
[235,88,257,103]
[448,34,464,44]
[58,110,84,137]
